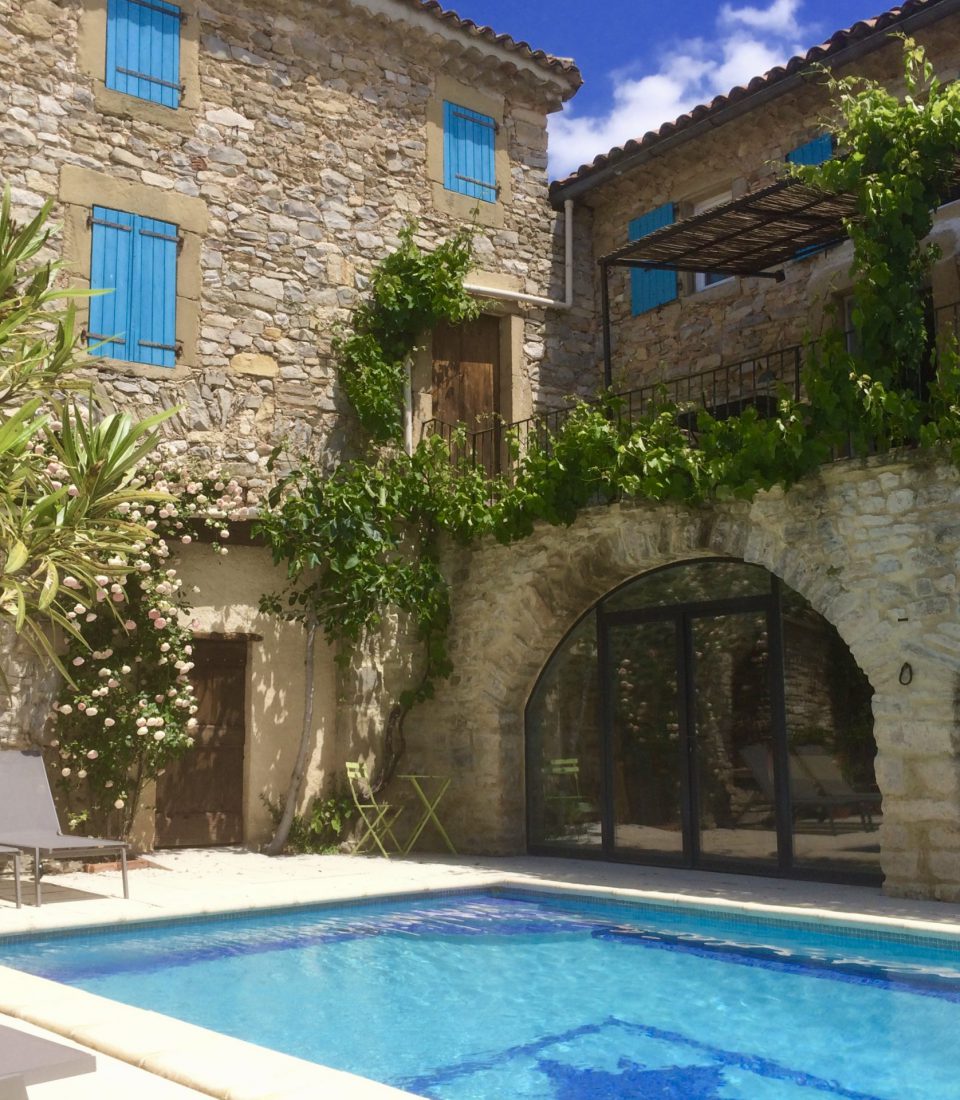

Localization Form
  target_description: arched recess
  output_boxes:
[524,558,881,883]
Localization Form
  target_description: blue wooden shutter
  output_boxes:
[786,133,834,166]
[443,101,498,203]
[89,206,135,361]
[788,135,834,258]
[89,207,178,367]
[133,215,179,368]
[106,0,182,108]
[629,204,676,315]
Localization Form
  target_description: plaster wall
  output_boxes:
[343,456,960,901]
[165,542,338,848]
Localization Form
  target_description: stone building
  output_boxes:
[386,0,960,903]
[0,0,582,845]
[5,0,960,905]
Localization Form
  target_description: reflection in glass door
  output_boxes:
[604,600,787,871]
[606,619,684,860]
[692,611,779,867]
[526,560,881,883]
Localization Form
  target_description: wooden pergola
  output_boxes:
[599,177,859,387]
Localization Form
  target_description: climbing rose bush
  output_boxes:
[50,459,257,837]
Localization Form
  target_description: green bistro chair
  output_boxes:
[346,761,404,857]
[543,758,597,838]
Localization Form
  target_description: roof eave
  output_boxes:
[351,0,583,99]
[550,0,960,206]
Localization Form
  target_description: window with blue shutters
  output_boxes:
[629,204,677,315]
[786,132,834,167]
[443,101,498,204]
[88,206,179,368]
[787,134,835,259]
[105,0,182,109]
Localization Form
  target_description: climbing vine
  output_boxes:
[796,38,960,394]
[334,223,480,443]
[259,41,960,787]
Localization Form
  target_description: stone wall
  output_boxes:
[1,0,578,477]
[0,626,59,750]
[579,21,960,395]
[346,454,960,901]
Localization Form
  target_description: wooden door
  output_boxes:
[155,638,246,847]
[432,315,501,472]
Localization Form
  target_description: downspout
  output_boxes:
[403,361,414,456]
[463,199,575,310]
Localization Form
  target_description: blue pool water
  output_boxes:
[2,890,960,1099]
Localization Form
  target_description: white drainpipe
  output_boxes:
[463,199,575,310]
[403,361,414,456]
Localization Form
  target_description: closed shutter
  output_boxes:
[629,203,677,315]
[89,206,135,361]
[89,207,178,368]
[106,0,182,109]
[787,135,835,258]
[786,133,834,166]
[134,215,179,368]
[443,101,498,203]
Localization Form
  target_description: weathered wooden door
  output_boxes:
[155,638,246,847]
[432,315,501,470]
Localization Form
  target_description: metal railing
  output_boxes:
[422,345,804,475]
[423,303,960,477]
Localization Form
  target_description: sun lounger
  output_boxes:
[0,846,21,908]
[0,750,128,906]
[0,1023,95,1095]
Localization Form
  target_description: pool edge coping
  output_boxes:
[3,870,960,1099]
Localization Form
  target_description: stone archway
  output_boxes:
[525,558,880,879]
[388,456,960,900]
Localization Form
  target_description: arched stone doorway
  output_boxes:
[525,559,881,883]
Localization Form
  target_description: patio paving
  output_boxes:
[1,849,960,1098]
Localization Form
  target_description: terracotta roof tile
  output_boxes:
[550,0,949,194]
[394,1,582,88]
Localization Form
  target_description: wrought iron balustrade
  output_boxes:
[422,303,960,477]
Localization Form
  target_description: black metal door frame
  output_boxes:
[597,582,793,872]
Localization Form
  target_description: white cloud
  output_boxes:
[549,0,810,179]
[720,0,802,37]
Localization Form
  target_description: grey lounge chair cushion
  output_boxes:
[0,1024,95,1086]
[0,751,126,852]
[0,1075,27,1100]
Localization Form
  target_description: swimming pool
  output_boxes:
[2,888,960,1099]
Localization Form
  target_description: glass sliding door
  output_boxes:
[526,613,603,850]
[692,610,780,867]
[781,589,882,877]
[525,559,880,885]
[606,618,685,861]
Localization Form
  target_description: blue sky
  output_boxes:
[454,0,886,177]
